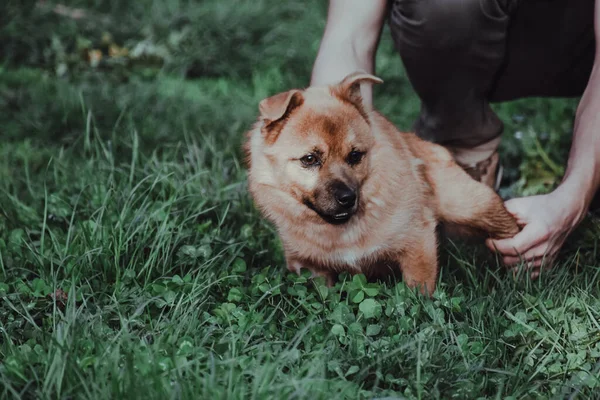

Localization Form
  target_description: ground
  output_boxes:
[1,1,600,399]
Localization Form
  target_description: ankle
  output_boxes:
[448,137,501,167]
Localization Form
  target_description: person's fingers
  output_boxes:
[513,262,554,280]
[509,267,543,279]
[502,255,526,266]
[531,259,556,278]
[507,262,541,281]
[486,223,548,256]
[503,241,553,265]
[504,256,545,268]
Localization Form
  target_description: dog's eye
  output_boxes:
[347,150,365,166]
[300,154,320,167]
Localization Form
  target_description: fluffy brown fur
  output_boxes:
[244,72,519,295]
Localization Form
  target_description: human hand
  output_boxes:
[485,190,587,277]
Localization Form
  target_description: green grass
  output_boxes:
[1,1,599,398]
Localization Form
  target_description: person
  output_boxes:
[310,0,600,275]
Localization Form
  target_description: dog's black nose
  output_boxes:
[334,186,357,208]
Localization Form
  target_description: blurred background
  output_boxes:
[1,0,581,195]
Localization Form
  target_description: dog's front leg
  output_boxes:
[285,255,336,286]
[395,226,439,296]
[285,254,305,275]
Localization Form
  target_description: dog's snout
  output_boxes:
[333,184,357,208]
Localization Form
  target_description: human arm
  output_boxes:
[310,0,388,107]
[486,0,600,272]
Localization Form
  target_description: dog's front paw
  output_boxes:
[286,258,305,275]
[285,257,336,286]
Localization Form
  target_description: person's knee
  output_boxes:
[390,0,506,50]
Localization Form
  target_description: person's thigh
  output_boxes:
[490,0,595,102]
[388,0,595,146]
[388,0,514,147]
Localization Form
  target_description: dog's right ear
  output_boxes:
[259,90,303,143]
[331,71,383,121]
[336,71,383,107]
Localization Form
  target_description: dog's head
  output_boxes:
[247,72,383,225]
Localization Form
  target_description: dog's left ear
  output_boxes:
[258,89,304,144]
[259,89,304,127]
[334,71,383,110]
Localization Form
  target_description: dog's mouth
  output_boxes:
[303,199,356,225]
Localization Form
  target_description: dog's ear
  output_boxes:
[259,89,304,127]
[333,71,383,114]
[258,89,304,144]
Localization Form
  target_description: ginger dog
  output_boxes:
[244,72,519,295]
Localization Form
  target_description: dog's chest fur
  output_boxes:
[329,244,384,270]
[284,192,430,273]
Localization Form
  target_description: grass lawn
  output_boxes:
[1,1,600,398]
